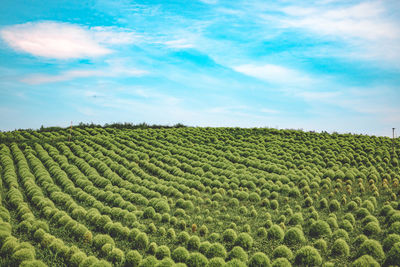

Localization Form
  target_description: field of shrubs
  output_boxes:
[0,125,399,266]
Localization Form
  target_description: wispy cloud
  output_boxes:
[21,66,147,84]
[233,64,314,86]
[164,39,194,49]
[0,21,136,59]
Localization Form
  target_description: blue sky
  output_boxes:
[0,0,399,136]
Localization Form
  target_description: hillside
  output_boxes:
[0,126,399,266]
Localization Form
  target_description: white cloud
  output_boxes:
[260,108,279,114]
[21,67,147,85]
[164,39,194,49]
[233,64,314,86]
[0,21,136,59]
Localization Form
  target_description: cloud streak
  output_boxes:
[0,21,136,59]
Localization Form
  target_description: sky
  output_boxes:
[0,0,399,136]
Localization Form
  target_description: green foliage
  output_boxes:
[309,220,332,238]
[126,250,142,267]
[136,232,149,250]
[155,245,171,260]
[172,247,189,263]
[208,257,226,267]
[272,245,293,260]
[351,255,380,267]
[331,238,350,257]
[357,239,385,261]
[235,233,253,250]
[186,252,208,267]
[272,258,292,267]
[384,242,400,266]
[267,225,284,242]
[294,246,322,266]
[206,243,227,259]
[248,252,271,267]
[228,246,248,262]
[284,227,305,246]
[383,234,400,252]
[187,236,201,250]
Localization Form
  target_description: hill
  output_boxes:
[0,126,399,266]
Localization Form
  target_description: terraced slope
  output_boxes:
[0,127,399,266]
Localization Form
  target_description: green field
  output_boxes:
[0,126,399,266]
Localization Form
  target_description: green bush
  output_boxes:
[383,234,400,252]
[108,247,125,265]
[270,200,279,210]
[353,234,368,247]
[222,229,237,244]
[148,242,157,255]
[351,255,379,267]
[187,236,200,250]
[19,260,48,267]
[186,252,209,267]
[294,246,322,266]
[156,257,174,267]
[249,192,261,202]
[331,238,349,257]
[267,225,284,242]
[176,232,190,245]
[235,233,253,250]
[326,217,338,230]
[314,239,327,254]
[69,251,87,267]
[309,220,332,238]
[344,213,355,225]
[155,245,171,260]
[93,234,114,249]
[225,258,247,267]
[199,241,211,254]
[288,213,303,226]
[172,247,189,263]
[357,239,384,261]
[126,250,142,267]
[363,222,381,236]
[167,228,176,240]
[384,242,400,266]
[248,252,271,267]
[135,232,149,250]
[11,248,36,264]
[272,245,293,260]
[143,207,156,219]
[272,257,292,267]
[340,219,353,232]
[228,246,248,262]
[206,243,226,259]
[329,199,340,212]
[355,208,370,220]
[199,225,208,237]
[332,229,349,243]
[389,221,400,235]
[283,227,305,246]
[207,257,225,267]
[139,255,158,267]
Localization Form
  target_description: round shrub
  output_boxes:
[209,233,220,242]
[172,247,189,263]
[356,208,370,220]
[206,243,227,259]
[267,225,284,242]
[351,255,379,267]
[357,239,384,261]
[331,238,349,257]
[228,246,248,262]
[208,257,226,267]
[248,252,271,267]
[199,241,211,254]
[344,213,356,225]
[226,258,247,267]
[93,234,114,249]
[235,233,253,250]
[126,250,142,266]
[270,200,279,210]
[156,257,174,267]
[108,247,125,265]
[177,232,190,245]
[283,227,305,246]
[309,220,332,238]
[167,228,176,240]
[154,200,170,213]
[353,234,368,247]
[385,242,400,266]
[143,207,156,219]
[139,255,158,267]
[383,234,400,252]
[187,236,200,250]
[272,245,293,260]
[222,229,237,244]
[155,245,170,260]
[147,242,157,255]
[347,201,358,211]
[249,192,261,202]
[69,251,87,267]
[11,248,35,263]
[1,236,19,255]
[294,246,322,266]
[135,232,149,250]
[332,229,349,243]
[389,221,400,235]
[314,239,327,254]
[363,222,381,236]
[329,199,340,212]
[326,217,338,230]
[319,198,328,209]
[304,197,313,207]
[187,252,209,267]
[256,227,267,238]
[340,219,353,232]
[272,258,292,267]
[288,213,303,226]
[199,225,208,237]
